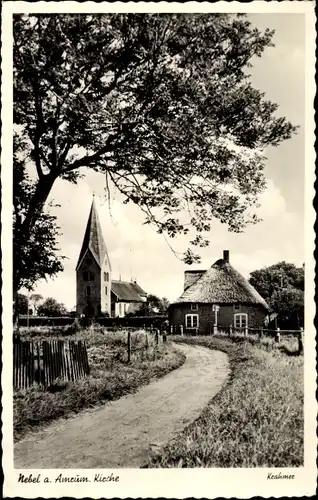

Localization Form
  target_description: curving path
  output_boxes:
[14,344,230,469]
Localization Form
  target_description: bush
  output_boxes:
[64,318,82,335]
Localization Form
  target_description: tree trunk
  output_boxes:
[13,172,57,303]
[22,172,57,241]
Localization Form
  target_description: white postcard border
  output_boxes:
[1,2,316,498]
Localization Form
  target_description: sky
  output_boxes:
[24,13,306,311]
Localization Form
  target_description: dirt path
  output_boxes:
[14,344,230,469]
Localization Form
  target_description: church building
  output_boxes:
[76,197,147,318]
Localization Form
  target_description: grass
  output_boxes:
[14,327,185,442]
[146,334,303,468]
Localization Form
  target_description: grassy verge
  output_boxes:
[147,335,303,468]
[14,329,185,442]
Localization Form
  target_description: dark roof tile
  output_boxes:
[111,281,147,302]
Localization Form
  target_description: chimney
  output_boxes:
[223,250,229,262]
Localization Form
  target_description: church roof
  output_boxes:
[76,198,111,270]
[173,255,269,310]
[111,280,147,302]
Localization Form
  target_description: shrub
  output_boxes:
[64,318,82,335]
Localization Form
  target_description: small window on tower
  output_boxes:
[104,272,107,281]
[105,286,108,295]
[86,286,91,296]
[106,272,109,281]
[83,271,88,281]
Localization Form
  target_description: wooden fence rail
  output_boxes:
[13,335,90,389]
[170,324,304,353]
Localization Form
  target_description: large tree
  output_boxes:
[14,13,296,278]
[249,261,304,300]
[13,132,64,295]
[249,262,304,327]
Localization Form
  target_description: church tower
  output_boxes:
[76,197,111,317]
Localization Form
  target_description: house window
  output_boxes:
[234,313,248,329]
[234,304,241,310]
[89,272,95,281]
[86,286,91,297]
[191,303,198,310]
[185,314,199,328]
[119,303,122,315]
[83,271,88,281]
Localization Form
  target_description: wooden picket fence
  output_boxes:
[13,335,90,389]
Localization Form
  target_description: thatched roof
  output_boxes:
[112,281,147,302]
[173,258,269,310]
[184,270,206,291]
[76,198,111,270]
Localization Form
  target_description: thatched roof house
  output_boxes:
[169,250,269,334]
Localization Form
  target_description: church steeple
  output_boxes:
[76,197,111,270]
[76,197,112,317]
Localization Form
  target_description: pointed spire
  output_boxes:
[76,197,111,270]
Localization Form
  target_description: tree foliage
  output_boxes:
[14,13,297,266]
[13,132,64,294]
[30,293,43,313]
[128,294,170,316]
[146,294,170,314]
[249,262,304,327]
[15,293,29,315]
[37,297,68,316]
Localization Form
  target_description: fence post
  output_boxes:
[259,328,263,340]
[155,330,159,345]
[244,326,248,338]
[229,325,232,336]
[275,327,281,343]
[180,324,184,336]
[170,325,173,335]
[213,325,217,335]
[127,331,131,363]
[163,333,167,342]
[298,327,304,354]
